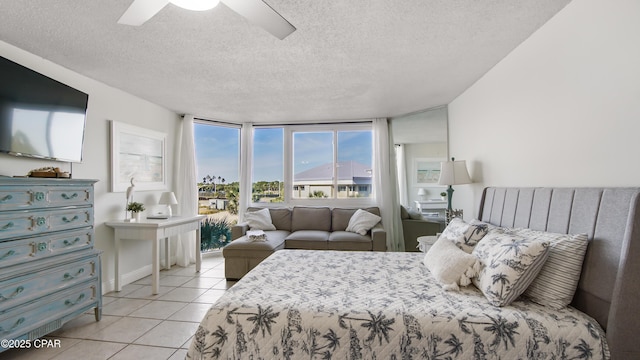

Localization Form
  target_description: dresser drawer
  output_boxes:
[0,207,93,240]
[0,184,93,211]
[0,255,98,312]
[0,282,98,342]
[0,228,93,268]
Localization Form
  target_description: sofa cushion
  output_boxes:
[223,230,289,258]
[328,231,373,250]
[291,207,331,231]
[247,207,292,231]
[332,207,381,231]
[285,230,330,249]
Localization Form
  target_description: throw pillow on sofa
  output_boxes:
[244,208,276,231]
[346,209,381,235]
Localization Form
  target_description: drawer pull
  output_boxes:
[36,242,48,252]
[63,268,85,280]
[61,193,79,200]
[62,215,79,223]
[0,286,24,301]
[35,217,46,226]
[0,317,25,334]
[34,192,45,201]
[64,293,85,306]
[0,249,16,260]
[64,268,84,280]
[0,222,13,231]
[0,194,12,202]
[63,237,81,246]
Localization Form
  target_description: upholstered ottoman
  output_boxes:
[222,230,288,280]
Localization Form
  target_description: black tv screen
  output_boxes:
[0,56,88,163]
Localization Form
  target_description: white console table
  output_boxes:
[414,200,447,221]
[106,215,205,294]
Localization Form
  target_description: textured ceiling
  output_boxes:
[0,0,571,123]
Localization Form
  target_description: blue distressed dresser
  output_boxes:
[0,178,101,351]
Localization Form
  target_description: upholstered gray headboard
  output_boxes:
[478,188,640,360]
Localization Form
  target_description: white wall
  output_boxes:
[0,41,181,293]
[448,0,640,219]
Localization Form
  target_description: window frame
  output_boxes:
[250,122,375,208]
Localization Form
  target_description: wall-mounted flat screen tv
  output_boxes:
[0,56,88,163]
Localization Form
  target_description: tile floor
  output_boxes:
[3,254,233,360]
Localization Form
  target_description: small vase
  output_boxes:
[133,212,141,222]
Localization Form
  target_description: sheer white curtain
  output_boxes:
[238,122,253,220]
[373,118,405,251]
[395,144,409,207]
[175,114,199,266]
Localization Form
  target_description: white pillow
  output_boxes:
[345,209,381,235]
[244,208,276,231]
[472,230,550,306]
[516,228,589,309]
[424,236,480,291]
[440,217,489,253]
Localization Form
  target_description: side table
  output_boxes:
[106,215,205,294]
[417,235,439,253]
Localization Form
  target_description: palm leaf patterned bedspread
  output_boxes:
[187,250,609,360]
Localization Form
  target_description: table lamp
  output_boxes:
[159,191,178,217]
[417,188,426,200]
[438,157,471,212]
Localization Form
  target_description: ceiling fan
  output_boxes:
[118,0,296,40]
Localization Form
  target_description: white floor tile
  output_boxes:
[168,348,189,360]
[128,300,189,320]
[192,289,226,304]
[158,287,207,302]
[180,276,224,289]
[104,284,145,298]
[133,321,199,348]
[102,298,152,316]
[109,344,176,360]
[123,285,176,299]
[49,314,122,339]
[168,302,211,322]
[84,317,161,343]
[51,339,126,360]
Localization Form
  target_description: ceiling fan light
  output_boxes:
[169,0,220,11]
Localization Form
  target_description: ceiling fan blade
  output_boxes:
[118,0,170,26]
[222,0,296,40]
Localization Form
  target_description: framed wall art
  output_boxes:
[110,120,167,192]
[414,158,444,185]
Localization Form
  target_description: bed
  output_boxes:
[187,187,640,359]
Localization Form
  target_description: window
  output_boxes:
[292,131,334,199]
[251,124,373,204]
[252,128,284,203]
[194,122,240,251]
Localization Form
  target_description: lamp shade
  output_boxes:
[417,188,427,196]
[159,192,178,205]
[438,159,471,186]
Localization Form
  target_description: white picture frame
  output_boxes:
[414,158,444,185]
[110,120,167,192]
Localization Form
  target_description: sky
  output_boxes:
[194,123,372,184]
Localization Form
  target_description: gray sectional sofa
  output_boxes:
[223,206,386,279]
